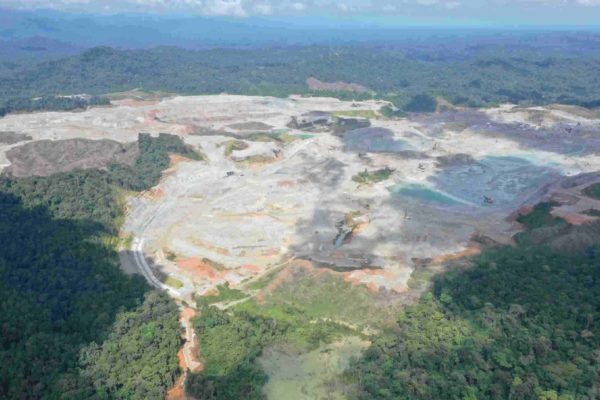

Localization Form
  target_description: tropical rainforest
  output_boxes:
[348,212,600,400]
[0,134,199,399]
[2,43,600,114]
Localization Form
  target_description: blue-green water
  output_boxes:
[388,183,468,206]
[432,156,558,207]
[390,156,559,208]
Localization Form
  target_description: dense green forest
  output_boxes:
[0,95,110,117]
[0,133,199,399]
[1,45,600,111]
[109,132,203,192]
[348,214,600,400]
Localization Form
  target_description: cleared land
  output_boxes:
[1,94,599,297]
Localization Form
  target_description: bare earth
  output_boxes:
[1,94,599,299]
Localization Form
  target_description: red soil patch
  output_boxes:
[165,375,189,400]
[166,308,201,400]
[170,153,191,166]
[181,124,196,135]
[552,209,596,225]
[145,109,160,124]
[431,245,481,264]
[343,268,406,293]
[177,258,222,281]
[508,205,533,222]
[171,124,196,135]
[181,307,196,319]
[162,154,194,174]
[192,239,230,256]
[277,180,299,188]
[177,349,186,370]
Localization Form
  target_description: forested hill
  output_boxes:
[2,44,600,110]
[0,134,200,399]
[348,208,600,400]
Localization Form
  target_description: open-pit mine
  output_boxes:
[2,94,600,303]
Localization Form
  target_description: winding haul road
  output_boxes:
[129,237,203,374]
[131,237,179,296]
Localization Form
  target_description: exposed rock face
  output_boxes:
[306,77,370,93]
[0,131,32,145]
[4,138,139,177]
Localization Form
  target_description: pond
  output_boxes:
[343,127,412,153]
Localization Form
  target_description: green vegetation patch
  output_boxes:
[244,266,284,291]
[245,132,298,144]
[186,269,386,399]
[188,300,351,400]
[110,133,202,191]
[516,201,565,229]
[379,105,407,118]
[234,154,278,166]
[352,167,394,185]
[404,93,437,113]
[259,336,369,400]
[241,267,396,330]
[583,182,600,200]
[582,208,600,217]
[164,276,183,289]
[197,282,247,307]
[333,110,378,119]
[0,95,110,117]
[223,139,249,156]
[348,240,600,400]
[292,133,316,140]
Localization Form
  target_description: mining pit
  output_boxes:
[2,94,599,299]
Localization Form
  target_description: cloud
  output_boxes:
[0,0,319,15]
[252,2,273,14]
[1,0,599,17]
[203,0,247,16]
[290,1,306,10]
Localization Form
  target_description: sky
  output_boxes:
[1,0,600,25]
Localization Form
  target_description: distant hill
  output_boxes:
[1,44,600,110]
[0,36,81,61]
[2,8,600,52]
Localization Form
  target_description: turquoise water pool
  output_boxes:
[388,183,471,206]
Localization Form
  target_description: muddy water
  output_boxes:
[259,336,369,400]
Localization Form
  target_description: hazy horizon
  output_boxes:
[2,0,600,27]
